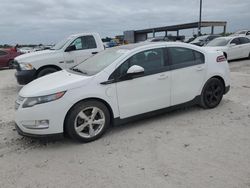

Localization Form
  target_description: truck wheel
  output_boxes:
[37,67,58,78]
[65,100,110,142]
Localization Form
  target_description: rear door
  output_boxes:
[239,37,250,58]
[168,47,206,105]
[64,35,99,68]
[228,37,242,60]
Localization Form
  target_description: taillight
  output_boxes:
[217,55,226,62]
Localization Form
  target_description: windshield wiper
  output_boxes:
[71,68,88,75]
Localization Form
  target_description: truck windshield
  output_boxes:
[72,48,127,76]
[50,37,73,50]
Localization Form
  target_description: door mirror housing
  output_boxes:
[65,45,76,52]
[229,43,236,47]
[126,65,144,76]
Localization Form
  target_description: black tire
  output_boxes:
[8,60,14,69]
[37,67,58,78]
[200,78,225,109]
[65,100,110,142]
[248,52,250,59]
[223,52,227,59]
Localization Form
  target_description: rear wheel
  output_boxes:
[37,67,58,78]
[200,78,224,109]
[65,100,110,142]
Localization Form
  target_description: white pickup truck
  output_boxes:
[14,33,104,84]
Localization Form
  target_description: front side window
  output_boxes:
[168,47,204,69]
[231,38,241,45]
[69,35,97,51]
[0,50,7,56]
[117,48,166,78]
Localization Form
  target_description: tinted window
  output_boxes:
[117,48,166,78]
[70,35,97,50]
[239,37,250,44]
[0,50,7,56]
[231,38,241,45]
[169,47,204,68]
[82,35,97,49]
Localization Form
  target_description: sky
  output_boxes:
[0,0,250,44]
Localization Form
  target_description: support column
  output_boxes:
[177,30,179,37]
[223,25,226,35]
[211,26,214,34]
[165,31,168,37]
[152,29,155,38]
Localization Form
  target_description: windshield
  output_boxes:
[206,38,231,46]
[50,36,73,50]
[73,48,127,76]
[191,35,208,43]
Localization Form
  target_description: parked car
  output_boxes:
[146,36,170,42]
[205,36,250,60]
[19,47,35,54]
[231,30,250,39]
[190,35,221,46]
[0,49,22,69]
[15,42,230,142]
[105,40,118,48]
[14,33,104,85]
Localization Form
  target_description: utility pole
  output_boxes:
[198,0,202,36]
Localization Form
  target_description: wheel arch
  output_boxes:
[63,97,115,134]
[36,65,62,76]
[223,52,227,59]
[203,75,226,94]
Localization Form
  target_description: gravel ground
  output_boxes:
[0,59,250,188]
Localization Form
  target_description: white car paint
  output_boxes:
[205,36,250,60]
[15,33,104,70]
[15,42,230,137]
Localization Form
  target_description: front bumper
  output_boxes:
[15,69,36,85]
[15,123,63,139]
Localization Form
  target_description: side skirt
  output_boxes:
[114,95,201,126]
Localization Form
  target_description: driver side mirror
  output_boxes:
[65,45,76,52]
[126,65,144,76]
[229,43,236,47]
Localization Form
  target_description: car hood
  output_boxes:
[19,70,94,97]
[15,49,60,63]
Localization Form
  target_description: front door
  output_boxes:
[64,35,99,68]
[228,37,242,60]
[115,48,171,118]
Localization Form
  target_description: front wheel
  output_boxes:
[37,67,58,78]
[65,100,110,142]
[200,78,224,109]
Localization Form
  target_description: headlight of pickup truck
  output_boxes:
[19,63,34,70]
[22,91,66,108]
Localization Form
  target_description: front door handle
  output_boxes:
[158,74,168,80]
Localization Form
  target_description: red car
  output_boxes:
[0,48,22,69]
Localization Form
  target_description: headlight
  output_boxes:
[19,63,34,70]
[22,91,66,108]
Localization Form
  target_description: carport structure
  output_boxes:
[124,21,227,43]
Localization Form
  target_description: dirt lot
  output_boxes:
[0,59,250,188]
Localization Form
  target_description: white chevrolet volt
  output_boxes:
[15,42,230,142]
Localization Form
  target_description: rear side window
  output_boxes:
[168,47,204,69]
[239,37,250,44]
[0,50,7,56]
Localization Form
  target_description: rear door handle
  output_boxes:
[92,52,98,54]
[158,74,168,80]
